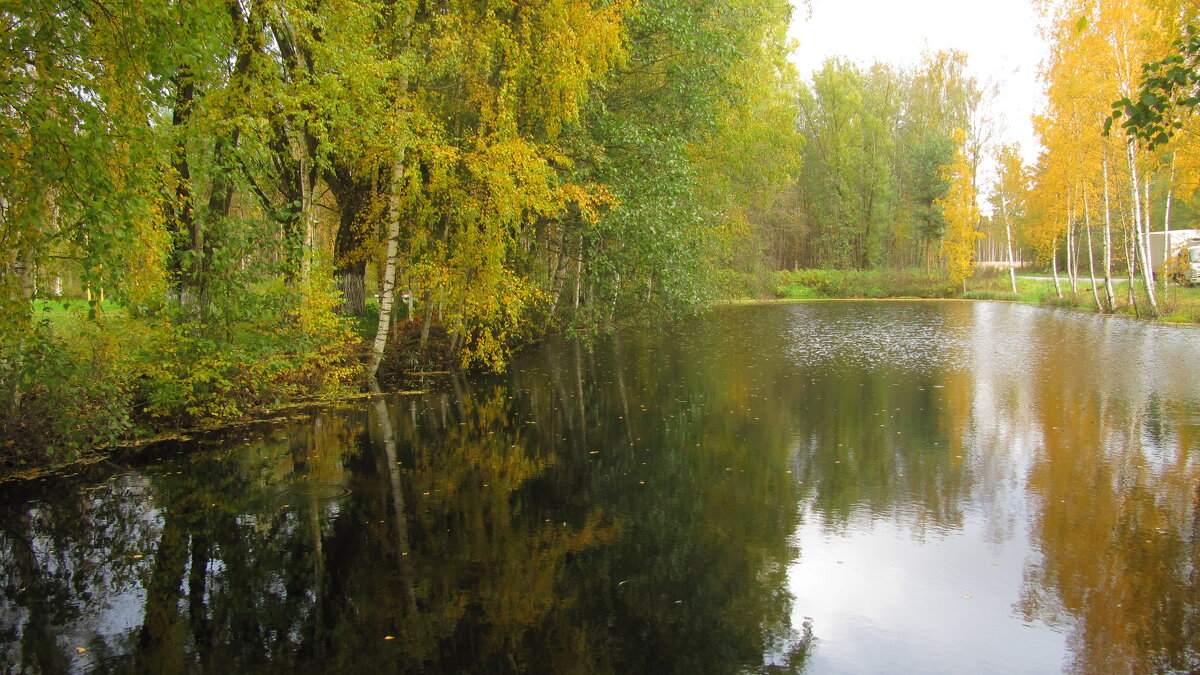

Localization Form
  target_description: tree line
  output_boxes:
[767,0,1200,311]
[1031,0,1200,317]
[0,0,797,459]
[755,51,989,275]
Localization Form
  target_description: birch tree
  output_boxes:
[990,144,1028,294]
[937,129,983,290]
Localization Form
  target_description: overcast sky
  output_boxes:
[787,0,1050,171]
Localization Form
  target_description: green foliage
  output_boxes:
[0,0,806,468]
[1107,24,1200,149]
[937,129,982,287]
[784,51,977,271]
[908,132,955,244]
[137,279,360,426]
[557,0,797,329]
[0,321,135,464]
[794,60,899,269]
[0,278,360,470]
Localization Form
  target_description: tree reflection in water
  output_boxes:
[0,327,810,673]
[5,302,1196,674]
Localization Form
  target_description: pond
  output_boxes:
[2,301,1199,674]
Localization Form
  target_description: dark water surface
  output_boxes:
[3,301,1199,674]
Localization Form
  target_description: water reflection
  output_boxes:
[776,302,1200,674]
[1,301,1198,674]
[0,332,809,672]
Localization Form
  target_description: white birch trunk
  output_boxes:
[1163,152,1175,270]
[1000,194,1017,294]
[1124,228,1139,313]
[300,153,314,282]
[1126,142,1158,315]
[1051,236,1062,298]
[370,154,406,378]
[1067,196,1078,293]
[1102,156,1116,311]
[1083,187,1102,311]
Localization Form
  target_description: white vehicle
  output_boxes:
[1184,242,1200,285]
[1147,230,1200,285]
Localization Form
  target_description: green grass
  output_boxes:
[32,298,125,326]
[775,284,823,299]
[755,267,1200,325]
[967,270,1200,323]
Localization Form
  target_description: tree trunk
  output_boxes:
[1083,187,1103,311]
[370,389,418,613]
[5,511,70,674]
[573,234,584,311]
[135,508,190,673]
[370,154,406,378]
[1102,156,1117,311]
[167,71,195,295]
[1126,143,1158,316]
[1051,236,1063,298]
[300,153,315,282]
[1067,196,1078,293]
[337,268,366,317]
[419,291,434,351]
[1001,195,1017,294]
[1144,179,1155,285]
[1163,151,1175,280]
[327,165,373,317]
[1124,227,1139,315]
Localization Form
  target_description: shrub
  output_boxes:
[0,321,135,466]
[136,280,361,427]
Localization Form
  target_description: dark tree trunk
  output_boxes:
[166,70,195,294]
[326,163,376,317]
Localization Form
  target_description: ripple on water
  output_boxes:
[783,302,975,373]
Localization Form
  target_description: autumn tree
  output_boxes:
[990,144,1029,294]
[1034,0,1179,315]
[937,129,983,289]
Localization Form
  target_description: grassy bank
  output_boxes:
[2,285,489,479]
[764,267,1200,324]
[771,268,955,299]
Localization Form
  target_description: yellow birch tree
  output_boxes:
[937,128,982,289]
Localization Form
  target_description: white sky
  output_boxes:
[787,0,1050,174]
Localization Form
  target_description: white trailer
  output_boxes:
[1147,229,1200,284]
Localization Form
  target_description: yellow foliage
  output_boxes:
[937,129,982,286]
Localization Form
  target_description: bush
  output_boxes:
[136,280,361,427]
[0,321,135,466]
[0,278,364,472]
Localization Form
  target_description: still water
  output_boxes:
[2,301,1199,674]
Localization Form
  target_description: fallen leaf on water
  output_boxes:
[962,594,973,600]
[75,647,86,654]
[384,636,395,641]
